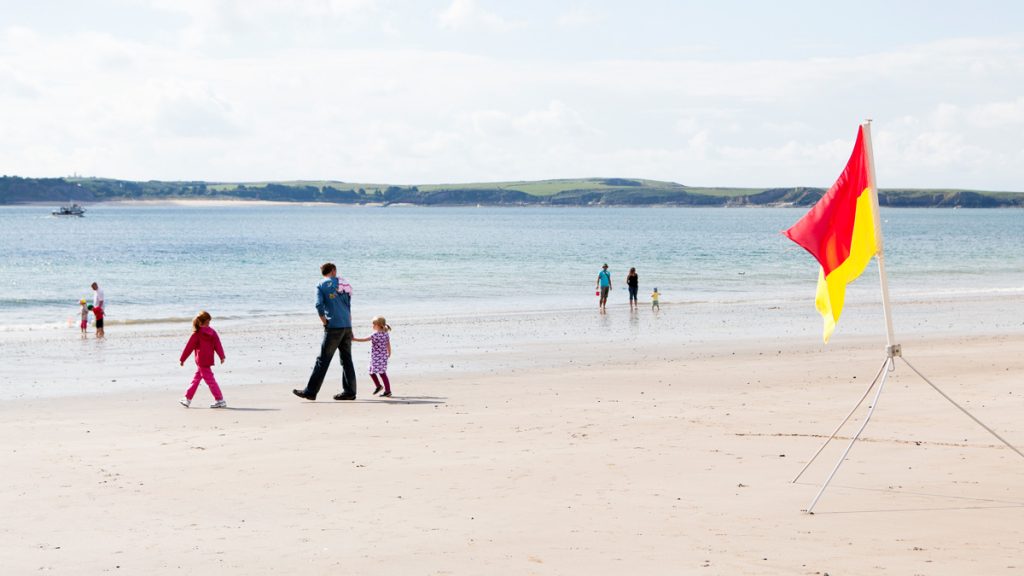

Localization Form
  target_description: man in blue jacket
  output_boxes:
[293,262,357,401]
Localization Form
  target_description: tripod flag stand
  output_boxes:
[783,121,1024,513]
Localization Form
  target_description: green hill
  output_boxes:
[1,176,1021,208]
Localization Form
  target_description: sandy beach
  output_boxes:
[6,0,1024,572]
[98,199,386,208]
[2,316,1023,574]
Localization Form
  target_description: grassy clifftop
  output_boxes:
[1,176,1021,207]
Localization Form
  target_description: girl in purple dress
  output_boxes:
[353,316,393,397]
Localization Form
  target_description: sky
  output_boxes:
[2,0,1023,189]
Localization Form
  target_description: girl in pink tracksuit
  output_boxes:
[178,310,227,408]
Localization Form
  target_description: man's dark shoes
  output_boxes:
[380,391,392,398]
[293,389,315,401]
[373,384,383,395]
[333,393,357,401]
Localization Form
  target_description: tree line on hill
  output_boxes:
[1,176,1021,208]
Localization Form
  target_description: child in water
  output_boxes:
[79,299,89,336]
[87,304,105,338]
[178,310,227,408]
[651,287,660,311]
[353,316,393,397]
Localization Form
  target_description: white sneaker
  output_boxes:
[179,398,191,408]
[210,399,227,409]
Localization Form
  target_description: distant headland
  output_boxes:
[2,176,1021,208]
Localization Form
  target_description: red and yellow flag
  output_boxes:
[784,126,878,342]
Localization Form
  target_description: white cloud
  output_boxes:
[144,0,222,50]
[237,0,380,18]
[1,10,1024,190]
[968,97,1024,128]
[146,0,380,20]
[143,0,386,50]
[155,91,242,138]
[500,100,598,138]
[437,0,518,32]
[558,6,603,29]
[0,60,41,100]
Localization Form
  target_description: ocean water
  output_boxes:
[0,204,1021,331]
[1,203,1021,399]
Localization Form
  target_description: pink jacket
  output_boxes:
[179,326,225,367]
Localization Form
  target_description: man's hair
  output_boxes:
[320,262,336,276]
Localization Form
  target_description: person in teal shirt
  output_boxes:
[596,263,612,313]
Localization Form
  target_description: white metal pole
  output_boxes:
[861,121,898,353]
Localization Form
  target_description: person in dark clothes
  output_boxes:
[626,267,639,311]
[293,262,357,401]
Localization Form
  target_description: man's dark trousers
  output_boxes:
[305,327,356,398]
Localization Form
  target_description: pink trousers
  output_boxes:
[185,366,223,401]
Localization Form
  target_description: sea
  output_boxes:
[0,204,1021,333]
[1,203,1021,399]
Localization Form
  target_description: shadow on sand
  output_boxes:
[300,396,447,406]
[793,481,1024,514]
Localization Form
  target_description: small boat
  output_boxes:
[52,203,86,217]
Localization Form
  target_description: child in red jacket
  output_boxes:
[178,310,227,408]
[87,304,105,338]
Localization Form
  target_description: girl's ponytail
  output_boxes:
[372,316,391,333]
[192,310,212,332]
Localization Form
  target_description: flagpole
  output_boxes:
[798,122,1024,513]
[861,120,899,355]
[802,121,899,513]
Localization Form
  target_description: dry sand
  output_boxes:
[2,329,1023,575]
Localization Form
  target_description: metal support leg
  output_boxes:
[792,357,890,483]
[901,357,1024,460]
[806,356,895,513]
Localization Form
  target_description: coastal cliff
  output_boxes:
[2,176,1021,207]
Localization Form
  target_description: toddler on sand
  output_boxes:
[651,287,660,311]
[178,311,227,408]
[353,316,393,397]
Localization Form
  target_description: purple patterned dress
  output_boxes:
[369,331,390,374]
